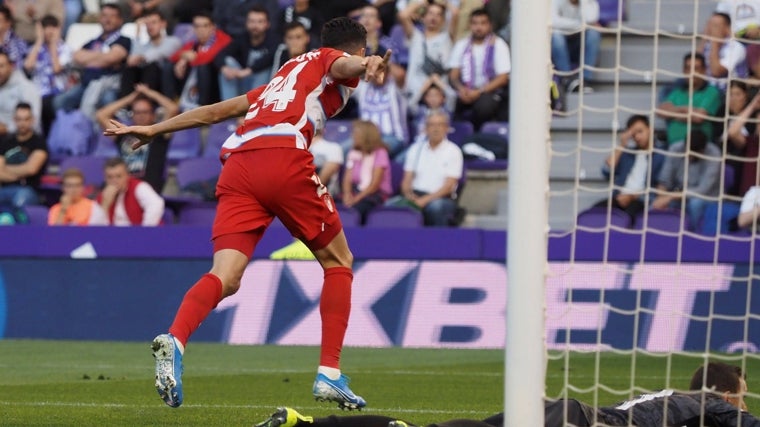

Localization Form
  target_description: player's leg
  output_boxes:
[153,151,270,408]
[267,149,364,409]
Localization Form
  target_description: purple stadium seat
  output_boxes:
[167,127,202,164]
[634,210,689,232]
[162,209,175,225]
[25,205,49,225]
[390,161,405,196]
[58,156,107,188]
[366,206,424,228]
[91,134,119,158]
[598,0,626,26]
[448,121,475,146]
[178,203,217,226]
[172,23,195,44]
[174,157,222,190]
[577,206,631,229]
[204,119,238,157]
[481,121,509,140]
[323,120,353,149]
[337,205,361,227]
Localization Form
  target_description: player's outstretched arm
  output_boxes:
[104,94,252,149]
[330,50,392,85]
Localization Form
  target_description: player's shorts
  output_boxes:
[212,147,343,258]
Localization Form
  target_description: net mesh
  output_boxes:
[547,0,760,422]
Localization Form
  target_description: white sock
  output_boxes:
[173,337,185,355]
[318,366,341,380]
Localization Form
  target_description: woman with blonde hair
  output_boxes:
[341,120,393,224]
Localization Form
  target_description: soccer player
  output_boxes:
[253,362,758,427]
[104,17,391,410]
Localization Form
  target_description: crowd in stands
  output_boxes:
[558,0,760,235]
[0,0,511,229]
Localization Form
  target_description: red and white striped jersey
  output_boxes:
[220,47,358,157]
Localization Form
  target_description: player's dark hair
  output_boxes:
[321,17,367,52]
[713,12,731,26]
[683,52,706,69]
[105,156,127,169]
[626,114,649,129]
[40,14,60,28]
[284,21,307,35]
[689,362,742,394]
[101,3,123,19]
[247,5,269,20]
[0,5,11,23]
[15,102,32,112]
[470,8,490,21]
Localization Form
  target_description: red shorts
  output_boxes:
[212,147,343,258]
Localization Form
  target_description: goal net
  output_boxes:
[541,0,760,424]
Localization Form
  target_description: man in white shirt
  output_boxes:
[702,12,748,90]
[309,129,344,197]
[551,0,601,93]
[448,8,510,131]
[121,9,181,97]
[738,185,760,228]
[400,111,463,226]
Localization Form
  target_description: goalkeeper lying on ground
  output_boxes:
[254,361,758,427]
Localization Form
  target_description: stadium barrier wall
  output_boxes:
[1,226,759,351]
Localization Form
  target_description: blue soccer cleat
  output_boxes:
[312,373,366,410]
[152,333,183,408]
[254,407,314,427]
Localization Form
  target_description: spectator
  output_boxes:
[728,90,760,196]
[398,0,452,110]
[95,83,179,193]
[0,103,47,208]
[702,12,748,91]
[656,53,722,146]
[309,129,343,197]
[53,3,131,119]
[449,0,485,42]
[271,21,311,76]
[0,51,41,139]
[120,9,182,98]
[716,0,760,39]
[5,0,64,44]
[737,184,760,229]
[23,16,72,137]
[359,5,405,92]
[355,66,408,157]
[341,120,392,224]
[551,0,601,93]
[116,0,178,23]
[0,5,28,67]
[278,0,323,48]
[97,156,165,226]
[395,110,463,226]
[212,0,280,39]
[173,1,214,27]
[169,11,231,111]
[410,74,454,140]
[595,115,666,225]
[652,130,722,228]
[448,8,510,131]
[718,81,754,195]
[48,168,108,226]
[215,6,278,100]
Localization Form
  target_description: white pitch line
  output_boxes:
[0,401,496,416]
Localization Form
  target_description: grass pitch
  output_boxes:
[0,340,757,426]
